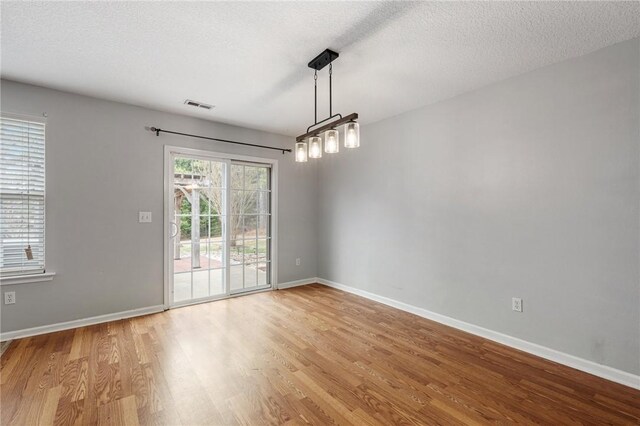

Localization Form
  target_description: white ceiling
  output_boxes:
[1,1,638,136]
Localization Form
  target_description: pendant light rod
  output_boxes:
[149,127,292,154]
[329,63,333,117]
[297,113,358,142]
[314,70,318,124]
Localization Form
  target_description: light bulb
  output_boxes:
[309,136,322,158]
[344,121,360,148]
[324,129,339,153]
[295,141,308,162]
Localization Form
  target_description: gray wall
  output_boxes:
[318,39,640,375]
[0,80,318,332]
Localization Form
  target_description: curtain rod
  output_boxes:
[149,127,292,154]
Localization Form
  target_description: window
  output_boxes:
[0,115,46,276]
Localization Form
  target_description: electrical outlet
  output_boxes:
[139,211,152,223]
[295,258,301,266]
[4,291,16,305]
[512,297,522,312]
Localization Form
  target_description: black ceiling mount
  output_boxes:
[308,49,339,70]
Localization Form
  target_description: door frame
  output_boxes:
[163,145,279,309]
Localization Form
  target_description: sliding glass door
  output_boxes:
[229,163,271,293]
[166,148,274,307]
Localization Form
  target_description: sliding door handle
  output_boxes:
[170,221,179,238]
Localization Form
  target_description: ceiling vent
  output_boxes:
[184,99,214,110]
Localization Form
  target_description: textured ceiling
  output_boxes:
[1,1,638,136]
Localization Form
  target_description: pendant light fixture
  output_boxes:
[309,136,322,158]
[324,129,339,153]
[295,141,308,162]
[295,49,360,162]
[344,121,360,148]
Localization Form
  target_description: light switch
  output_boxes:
[139,211,152,223]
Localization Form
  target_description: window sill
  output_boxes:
[0,272,56,286]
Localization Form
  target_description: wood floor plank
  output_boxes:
[20,385,62,426]
[2,284,639,425]
[53,397,84,426]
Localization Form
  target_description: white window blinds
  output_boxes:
[0,115,46,275]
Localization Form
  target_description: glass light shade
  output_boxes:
[308,136,322,158]
[324,129,340,153]
[295,141,308,162]
[344,121,360,148]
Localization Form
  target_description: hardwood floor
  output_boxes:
[1,284,639,425]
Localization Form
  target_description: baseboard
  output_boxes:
[0,305,165,342]
[316,278,640,390]
[277,277,317,289]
